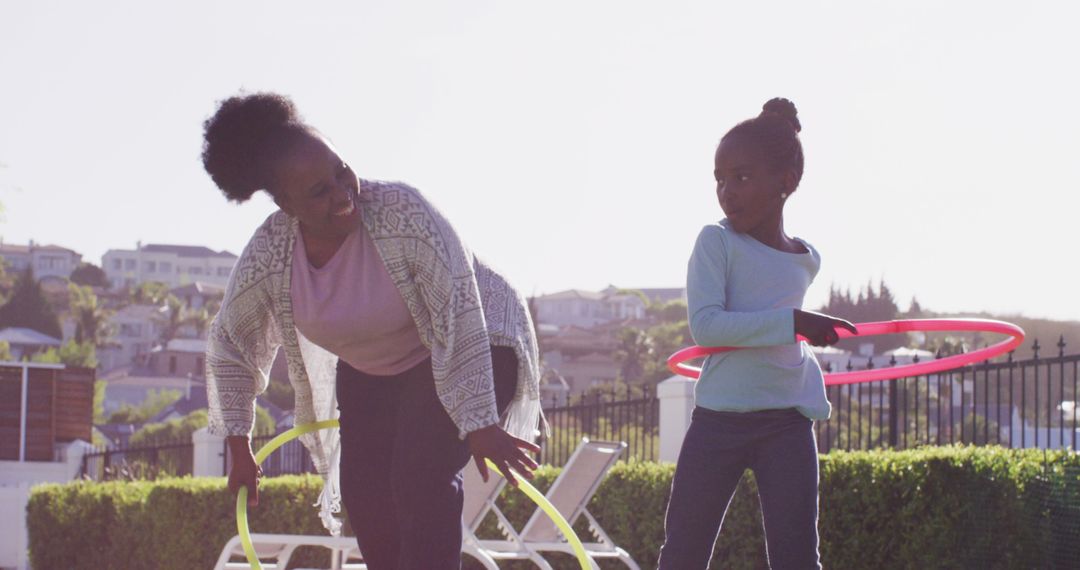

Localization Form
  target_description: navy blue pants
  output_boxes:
[657,407,822,570]
[336,347,518,570]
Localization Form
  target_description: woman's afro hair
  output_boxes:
[201,92,306,202]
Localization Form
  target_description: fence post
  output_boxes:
[60,440,95,481]
[192,427,226,477]
[888,379,899,448]
[658,375,696,463]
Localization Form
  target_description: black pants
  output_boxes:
[657,407,821,570]
[336,346,518,570]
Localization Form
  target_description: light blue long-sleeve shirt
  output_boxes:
[687,220,831,420]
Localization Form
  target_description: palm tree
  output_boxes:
[160,294,185,344]
[68,283,113,345]
[131,281,170,305]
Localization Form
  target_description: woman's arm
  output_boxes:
[403,186,501,436]
[207,306,277,506]
[399,184,537,484]
[205,227,283,504]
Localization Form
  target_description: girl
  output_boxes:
[657,98,856,569]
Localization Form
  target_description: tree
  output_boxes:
[129,405,274,445]
[129,409,208,446]
[70,263,110,288]
[647,299,689,323]
[906,297,925,317]
[68,283,113,345]
[130,281,170,306]
[106,389,182,424]
[818,280,904,352]
[160,294,185,343]
[92,380,106,425]
[31,340,97,367]
[0,266,62,338]
[613,327,654,383]
[185,306,211,339]
[0,261,16,304]
[265,377,295,412]
[643,320,691,384]
[0,340,11,361]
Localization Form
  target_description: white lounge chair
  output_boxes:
[472,438,641,570]
[215,467,511,570]
[213,532,365,570]
[462,460,553,569]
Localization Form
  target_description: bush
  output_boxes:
[128,406,274,446]
[28,476,336,570]
[28,446,1080,570]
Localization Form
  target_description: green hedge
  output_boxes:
[28,446,1079,569]
[28,476,334,570]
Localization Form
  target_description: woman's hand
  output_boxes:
[794,309,858,347]
[227,435,263,507]
[466,424,541,487]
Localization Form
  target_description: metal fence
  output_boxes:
[221,389,661,475]
[223,432,314,477]
[80,440,194,481]
[817,339,1079,452]
[538,386,659,466]
[84,339,1078,478]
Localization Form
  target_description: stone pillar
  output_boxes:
[60,440,95,480]
[657,375,696,463]
[192,427,226,477]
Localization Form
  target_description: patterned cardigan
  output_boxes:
[205,179,543,534]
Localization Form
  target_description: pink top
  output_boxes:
[290,224,430,376]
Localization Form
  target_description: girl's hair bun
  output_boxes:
[760,97,801,133]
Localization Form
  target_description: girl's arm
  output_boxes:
[686,226,796,348]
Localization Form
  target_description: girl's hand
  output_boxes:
[794,309,858,347]
[466,424,541,487]
[227,435,263,507]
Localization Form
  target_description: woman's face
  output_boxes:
[713,138,790,235]
[271,133,362,240]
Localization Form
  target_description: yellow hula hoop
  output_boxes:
[235,419,593,570]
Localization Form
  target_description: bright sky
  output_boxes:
[1,1,1078,321]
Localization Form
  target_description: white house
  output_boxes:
[99,339,208,418]
[0,240,83,281]
[543,350,619,394]
[0,328,62,360]
[102,242,237,290]
[97,304,169,373]
[533,286,648,328]
[169,281,224,310]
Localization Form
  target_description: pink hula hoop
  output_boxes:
[667,318,1025,386]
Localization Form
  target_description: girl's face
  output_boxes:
[270,133,363,240]
[714,138,791,235]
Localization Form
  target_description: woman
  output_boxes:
[201,92,544,570]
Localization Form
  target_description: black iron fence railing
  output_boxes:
[80,440,194,481]
[223,431,313,477]
[86,339,1078,478]
[538,386,660,467]
[817,344,1079,453]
